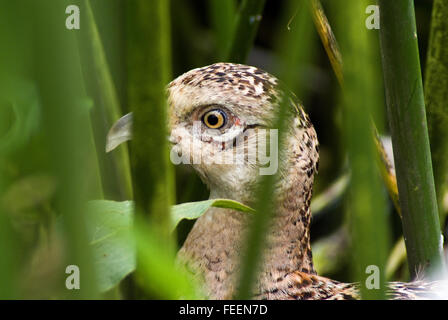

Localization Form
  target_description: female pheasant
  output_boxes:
[107,63,447,300]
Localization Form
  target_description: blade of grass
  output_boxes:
[312,0,401,216]
[336,0,390,299]
[77,0,133,200]
[33,0,100,298]
[126,0,174,238]
[424,0,448,222]
[386,237,407,280]
[234,0,314,299]
[226,0,267,63]
[378,0,445,278]
[234,92,289,301]
[134,219,203,299]
[125,0,176,297]
[310,0,343,86]
[311,173,349,218]
[208,0,236,60]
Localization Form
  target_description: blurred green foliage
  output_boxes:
[0,0,445,299]
[336,0,390,299]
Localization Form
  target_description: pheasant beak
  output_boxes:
[105,112,133,152]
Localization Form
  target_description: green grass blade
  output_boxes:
[378,0,446,278]
[424,0,448,222]
[125,0,176,297]
[77,0,133,200]
[336,0,390,299]
[226,0,267,63]
[134,220,203,299]
[208,0,236,60]
[126,0,174,237]
[234,0,314,299]
[311,0,343,86]
[33,0,100,299]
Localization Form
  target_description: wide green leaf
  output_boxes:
[170,199,254,232]
[86,199,254,292]
[86,200,134,292]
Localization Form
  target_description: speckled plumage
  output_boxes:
[166,63,447,300]
[108,62,446,300]
[170,63,320,299]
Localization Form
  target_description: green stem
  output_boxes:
[338,0,389,299]
[424,0,448,222]
[208,0,236,60]
[234,86,289,301]
[226,0,267,63]
[378,0,445,278]
[235,0,314,299]
[77,0,133,200]
[125,0,175,296]
[33,0,100,299]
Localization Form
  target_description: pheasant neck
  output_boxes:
[177,127,319,298]
[258,172,316,282]
[256,125,318,282]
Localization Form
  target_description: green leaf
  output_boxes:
[86,199,254,292]
[86,200,135,293]
[170,199,254,232]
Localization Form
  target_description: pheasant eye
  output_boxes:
[202,109,227,129]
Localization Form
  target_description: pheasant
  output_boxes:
[107,62,447,299]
